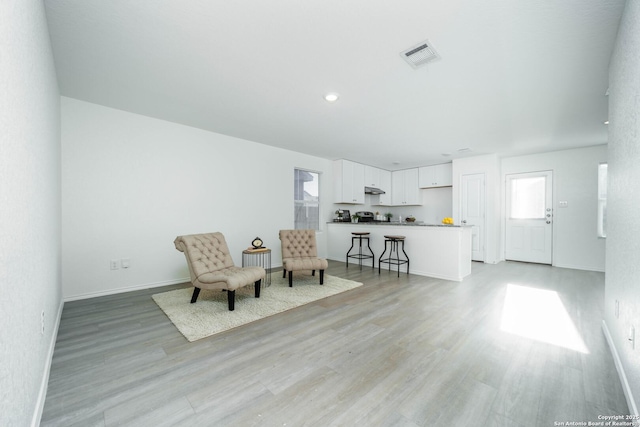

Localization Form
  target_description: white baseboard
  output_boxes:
[602,320,639,416]
[32,298,64,427]
[64,277,190,302]
[64,265,286,302]
[552,262,605,273]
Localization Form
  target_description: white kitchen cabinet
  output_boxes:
[364,165,379,188]
[377,169,392,205]
[419,163,453,188]
[365,165,393,206]
[391,168,420,205]
[333,159,365,204]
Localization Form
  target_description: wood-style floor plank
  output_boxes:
[41,261,629,426]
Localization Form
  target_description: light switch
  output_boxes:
[559,201,568,208]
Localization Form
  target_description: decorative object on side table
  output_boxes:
[251,237,264,249]
[243,238,271,287]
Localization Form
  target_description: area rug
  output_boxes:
[152,274,363,342]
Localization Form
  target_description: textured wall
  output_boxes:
[0,1,62,425]
[605,0,640,414]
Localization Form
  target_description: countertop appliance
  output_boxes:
[356,211,375,222]
[336,209,351,222]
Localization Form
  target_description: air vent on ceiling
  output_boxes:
[401,40,439,69]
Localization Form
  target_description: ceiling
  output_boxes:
[44,0,626,170]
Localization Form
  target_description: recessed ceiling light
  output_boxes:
[442,153,452,157]
[324,93,339,103]
[457,148,472,153]
[604,120,610,125]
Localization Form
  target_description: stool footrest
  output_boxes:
[346,234,375,270]
[378,237,410,277]
[348,254,375,260]
[378,258,409,266]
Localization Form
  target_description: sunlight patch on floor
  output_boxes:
[500,284,589,354]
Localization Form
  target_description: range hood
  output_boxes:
[365,186,386,195]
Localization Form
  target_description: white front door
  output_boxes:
[461,173,485,262]
[505,171,553,264]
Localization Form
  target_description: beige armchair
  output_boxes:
[174,232,265,311]
[279,229,328,287]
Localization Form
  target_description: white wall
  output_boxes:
[0,1,62,425]
[61,97,333,300]
[604,0,640,414]
[502,145,607,271]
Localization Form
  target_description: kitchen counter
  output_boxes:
[329,221,466,227]
[327,222,472,281]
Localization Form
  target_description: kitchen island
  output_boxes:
[327,222,472,281]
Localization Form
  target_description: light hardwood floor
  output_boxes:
[42,261,628,426]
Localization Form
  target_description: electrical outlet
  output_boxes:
[629,326,635,349]
[110,259,119,270]
[41,311,45,335]
[121,258,131,269]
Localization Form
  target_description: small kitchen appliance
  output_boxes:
[337,209,351,222]
[355,211,375,222]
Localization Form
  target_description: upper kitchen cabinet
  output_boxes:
[364,165,384,188]
[333,159,365,204]
[377,169,392,205]
[392,168,421,205]
[419,163,453,188]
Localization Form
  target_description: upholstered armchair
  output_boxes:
[174,232,265,311]
[279,229,328,287]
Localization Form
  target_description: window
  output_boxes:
[597,163,607,238]
[294,169,320,230]
[509,176,546,219]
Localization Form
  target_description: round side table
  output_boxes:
[242,249,272,287]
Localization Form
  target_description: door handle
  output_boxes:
[462,220,467,224]
[546,221,551,224]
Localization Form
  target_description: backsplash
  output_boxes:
[332,187,452,224]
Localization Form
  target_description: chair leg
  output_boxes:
[319,269,324,285]
[288,271,293,287]
[255,279,261,298]
[190,287,201,303]
[227,290,235,311]
[312,270,316,276]
[283,269,287,278]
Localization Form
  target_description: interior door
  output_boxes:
[461,173,485,262]
[505,171,553,264]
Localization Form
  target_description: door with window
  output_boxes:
[505,171,553,264]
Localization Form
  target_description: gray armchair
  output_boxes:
[174,232,265,311]
[279,229,328,287]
